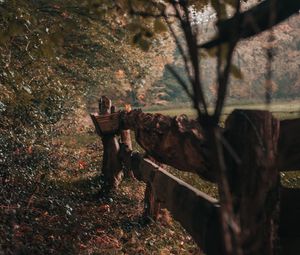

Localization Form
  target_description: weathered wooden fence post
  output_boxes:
[143,182,161,221]
[120,104,134,178]
[91,96,122,194]
[225,110,280,255]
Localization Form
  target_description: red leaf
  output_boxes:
[78,160,86,169]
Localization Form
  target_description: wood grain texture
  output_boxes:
[120,110,215,181]
[119,147,222,255]
[91,96,123,193]
[225,110,280,255]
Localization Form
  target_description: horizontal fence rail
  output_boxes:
[119,147,222,254]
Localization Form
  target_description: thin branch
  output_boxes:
[214,40,237,121]
[220,135,241,165]
[173,2,208,116]
[211,0,238,121]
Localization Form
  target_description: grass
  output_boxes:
[146,100,300,120]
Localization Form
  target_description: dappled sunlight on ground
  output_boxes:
[1,132,201,255]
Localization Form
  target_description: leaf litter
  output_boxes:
[1,129,202,255]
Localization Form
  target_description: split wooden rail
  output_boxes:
[91,96,300,255]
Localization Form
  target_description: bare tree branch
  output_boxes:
[199,0,300,49]
[173,2,208,116]
[214,41,237,120]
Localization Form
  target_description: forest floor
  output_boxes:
[1,103,300,255]
[0,131,201,255]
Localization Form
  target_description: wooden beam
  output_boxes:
[278,118,300,171]
[225,110,280,255]
[90,96,123,194]
[120,110,216,181]
[95,106,300,176]
[90,113,120,135]
[119,147,223,255]
[120,145,300,247]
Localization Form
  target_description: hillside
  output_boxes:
[153,10,300,105]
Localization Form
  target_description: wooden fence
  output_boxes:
[90,96,300,255]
